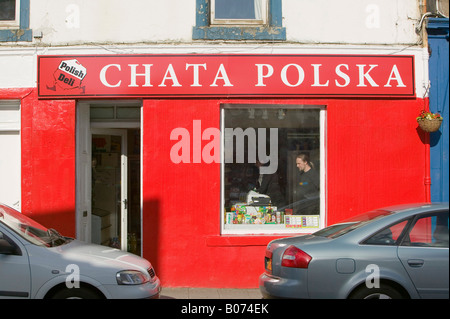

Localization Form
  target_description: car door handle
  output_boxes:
[407,259,424,267]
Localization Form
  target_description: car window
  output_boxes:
[0,230,21,255]
[0,204,69,247]
[363,220,409,245]
[401,211,449,248]
[313,223,357,237]
[313,210,393,239]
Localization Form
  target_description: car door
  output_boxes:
[397,210,449,299]
[0,227,32,299]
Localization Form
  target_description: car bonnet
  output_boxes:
[49,239,151,273]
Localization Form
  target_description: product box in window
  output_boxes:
[230,203,280,224]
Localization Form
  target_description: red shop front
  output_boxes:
[7,53,429,288]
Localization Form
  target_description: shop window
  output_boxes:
[221,105,325,234]
[0,100,21,210]
[193,0,286,40]
[0,0,32,42]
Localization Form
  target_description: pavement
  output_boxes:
[160,287,263,299]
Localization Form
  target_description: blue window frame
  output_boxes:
[193,0,286,41]
[0,0,32,42]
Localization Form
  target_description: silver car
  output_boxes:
[0,203,161,299]
[260,203,449,299]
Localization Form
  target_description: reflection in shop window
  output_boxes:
[222,105,325,234]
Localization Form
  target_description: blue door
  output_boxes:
[427,18,449,203]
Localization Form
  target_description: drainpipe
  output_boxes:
[424,98,431,203]
[422,47,431,203]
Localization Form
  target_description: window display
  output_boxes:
[221,105,324,234]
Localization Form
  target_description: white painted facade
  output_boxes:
[26,0,420,45]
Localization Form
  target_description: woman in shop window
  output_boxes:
[294,153,320,215]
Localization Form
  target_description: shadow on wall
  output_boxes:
[142,199,161,278]
[22,207,76,239]
[416,125,443,147]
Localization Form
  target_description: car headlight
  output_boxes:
[116,270,149,285]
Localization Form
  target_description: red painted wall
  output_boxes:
[141,98,427,288]
[142,99,226,287]
[1,88,77,237]
[327,98,428,225]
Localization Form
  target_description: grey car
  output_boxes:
[0,203,161,299]
[259,203,449,299]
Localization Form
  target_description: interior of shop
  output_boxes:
[222,105,322,231]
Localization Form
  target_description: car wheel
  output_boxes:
[51,286,104,299]
[349,284,404,299]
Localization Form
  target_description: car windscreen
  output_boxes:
[0,204,68,247]
[313,210,393,238]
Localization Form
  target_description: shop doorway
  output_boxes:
[76,102,141,255]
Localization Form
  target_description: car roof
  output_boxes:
[315,202,448,241]
[381,202,448,214]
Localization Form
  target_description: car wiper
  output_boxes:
[47,228,68,247]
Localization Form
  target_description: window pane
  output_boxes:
[0,100,20,130]
[0,0,15,21]
[215,0,257,19]
[364,220,409,245]
[90,106,114,120]
[222,106,322,234]
[116,107,140,120]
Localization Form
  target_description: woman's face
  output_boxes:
[296,158,308,172]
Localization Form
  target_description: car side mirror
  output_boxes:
[0,238,20,255]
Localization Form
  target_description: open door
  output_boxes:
[91,129,128,251]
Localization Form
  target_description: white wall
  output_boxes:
[0,49,35,88]
[26,0,421,46]
[30,0,195,45]
[284,0,421,44]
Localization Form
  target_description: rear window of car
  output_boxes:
[313,210,393,238]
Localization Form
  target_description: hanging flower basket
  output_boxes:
[416,110,443,133]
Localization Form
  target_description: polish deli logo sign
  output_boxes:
[48,59,87,92]
[37,54,415,98]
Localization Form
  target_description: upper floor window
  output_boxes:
[0,0,32,42]
[193,0,286,41]
[211,0,267,25]
[0,0,19,28]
